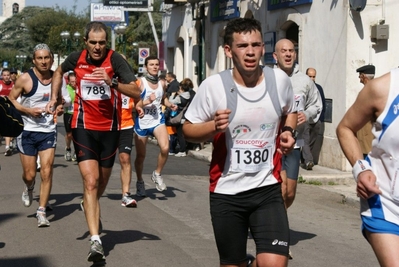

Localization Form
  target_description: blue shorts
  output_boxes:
[282,148,301,180]
[134,124,163,137]
[362,215,399,237]
[17,131,57,156]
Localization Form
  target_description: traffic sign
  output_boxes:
[138,48,150,65]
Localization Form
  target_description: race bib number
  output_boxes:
[294,94,305,112]
[143,106,158,116]
[81,80,111,101]
[121,94,130,109]
[230,139,273,173]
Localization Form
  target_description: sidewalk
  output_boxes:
[186,142,359,207]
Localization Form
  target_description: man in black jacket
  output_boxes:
[165,72,179,98]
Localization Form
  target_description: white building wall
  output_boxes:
[162,0,399,171]
[3,0,25,18]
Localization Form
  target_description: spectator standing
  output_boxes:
[0,68,15,156]
[355,64,375,159]
[183,18,297,266]
[302,67,326,166]
[273,39,322,210]
[165,72,179,98]
[167,78,195,157]
[47,22,141,262]
[8,44,63,227]
[336,68,399,267]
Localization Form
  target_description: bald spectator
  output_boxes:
[302,67,326,166]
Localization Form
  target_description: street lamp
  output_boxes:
[15,54,27,71]
[114,23,127,55]
[60,31,81,54]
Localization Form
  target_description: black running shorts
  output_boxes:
[72,128,120,168]
[210,183,290,265]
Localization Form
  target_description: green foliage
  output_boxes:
[0,4,89,71]
[0,0,162,72]
[115,0,163,72]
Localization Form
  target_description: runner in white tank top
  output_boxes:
[337,68,399,266]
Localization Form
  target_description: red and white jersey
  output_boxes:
[0,80,14,96]
[72,50,121,131]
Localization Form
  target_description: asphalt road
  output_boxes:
[0,123,379,267]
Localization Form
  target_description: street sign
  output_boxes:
[103,0,154,11]
[91,3,124,22]
[138,48,150,65]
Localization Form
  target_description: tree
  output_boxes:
[0,5,89,70]
[115,0,163,73]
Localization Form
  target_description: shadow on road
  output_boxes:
[0,256,49,267]
[106,186,187,203]
[290,229,316,245]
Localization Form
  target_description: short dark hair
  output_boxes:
[224,18,262,47]
[85,21,108,41]
[2,68,10,74]
[68,72,76,80]
[166,72,176,79]
[144,55,159,66]
[180,78,194,92]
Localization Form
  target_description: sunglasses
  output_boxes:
[88,40,107,46]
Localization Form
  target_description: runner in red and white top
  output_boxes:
[46,21,141,263]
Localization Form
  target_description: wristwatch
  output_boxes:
[282,126,298,140]
[110,78,118,88]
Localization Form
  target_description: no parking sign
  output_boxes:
[138,48,150,65]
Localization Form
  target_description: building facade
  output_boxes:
[1,0,25,23]
[161,0,397,171]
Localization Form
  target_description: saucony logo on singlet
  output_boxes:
[79,65,89,68]
[234,139,269,148]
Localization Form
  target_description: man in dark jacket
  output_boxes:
[165,72,179,98]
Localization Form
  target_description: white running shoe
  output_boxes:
[36,208,50,227]
[22,181,35,207]
[121,193,137,207]
[151,171,167,192]
[64,148,72,161]
[87,240,105,262]
[175,152,186,157]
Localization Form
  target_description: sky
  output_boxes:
[25,0,102,14]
